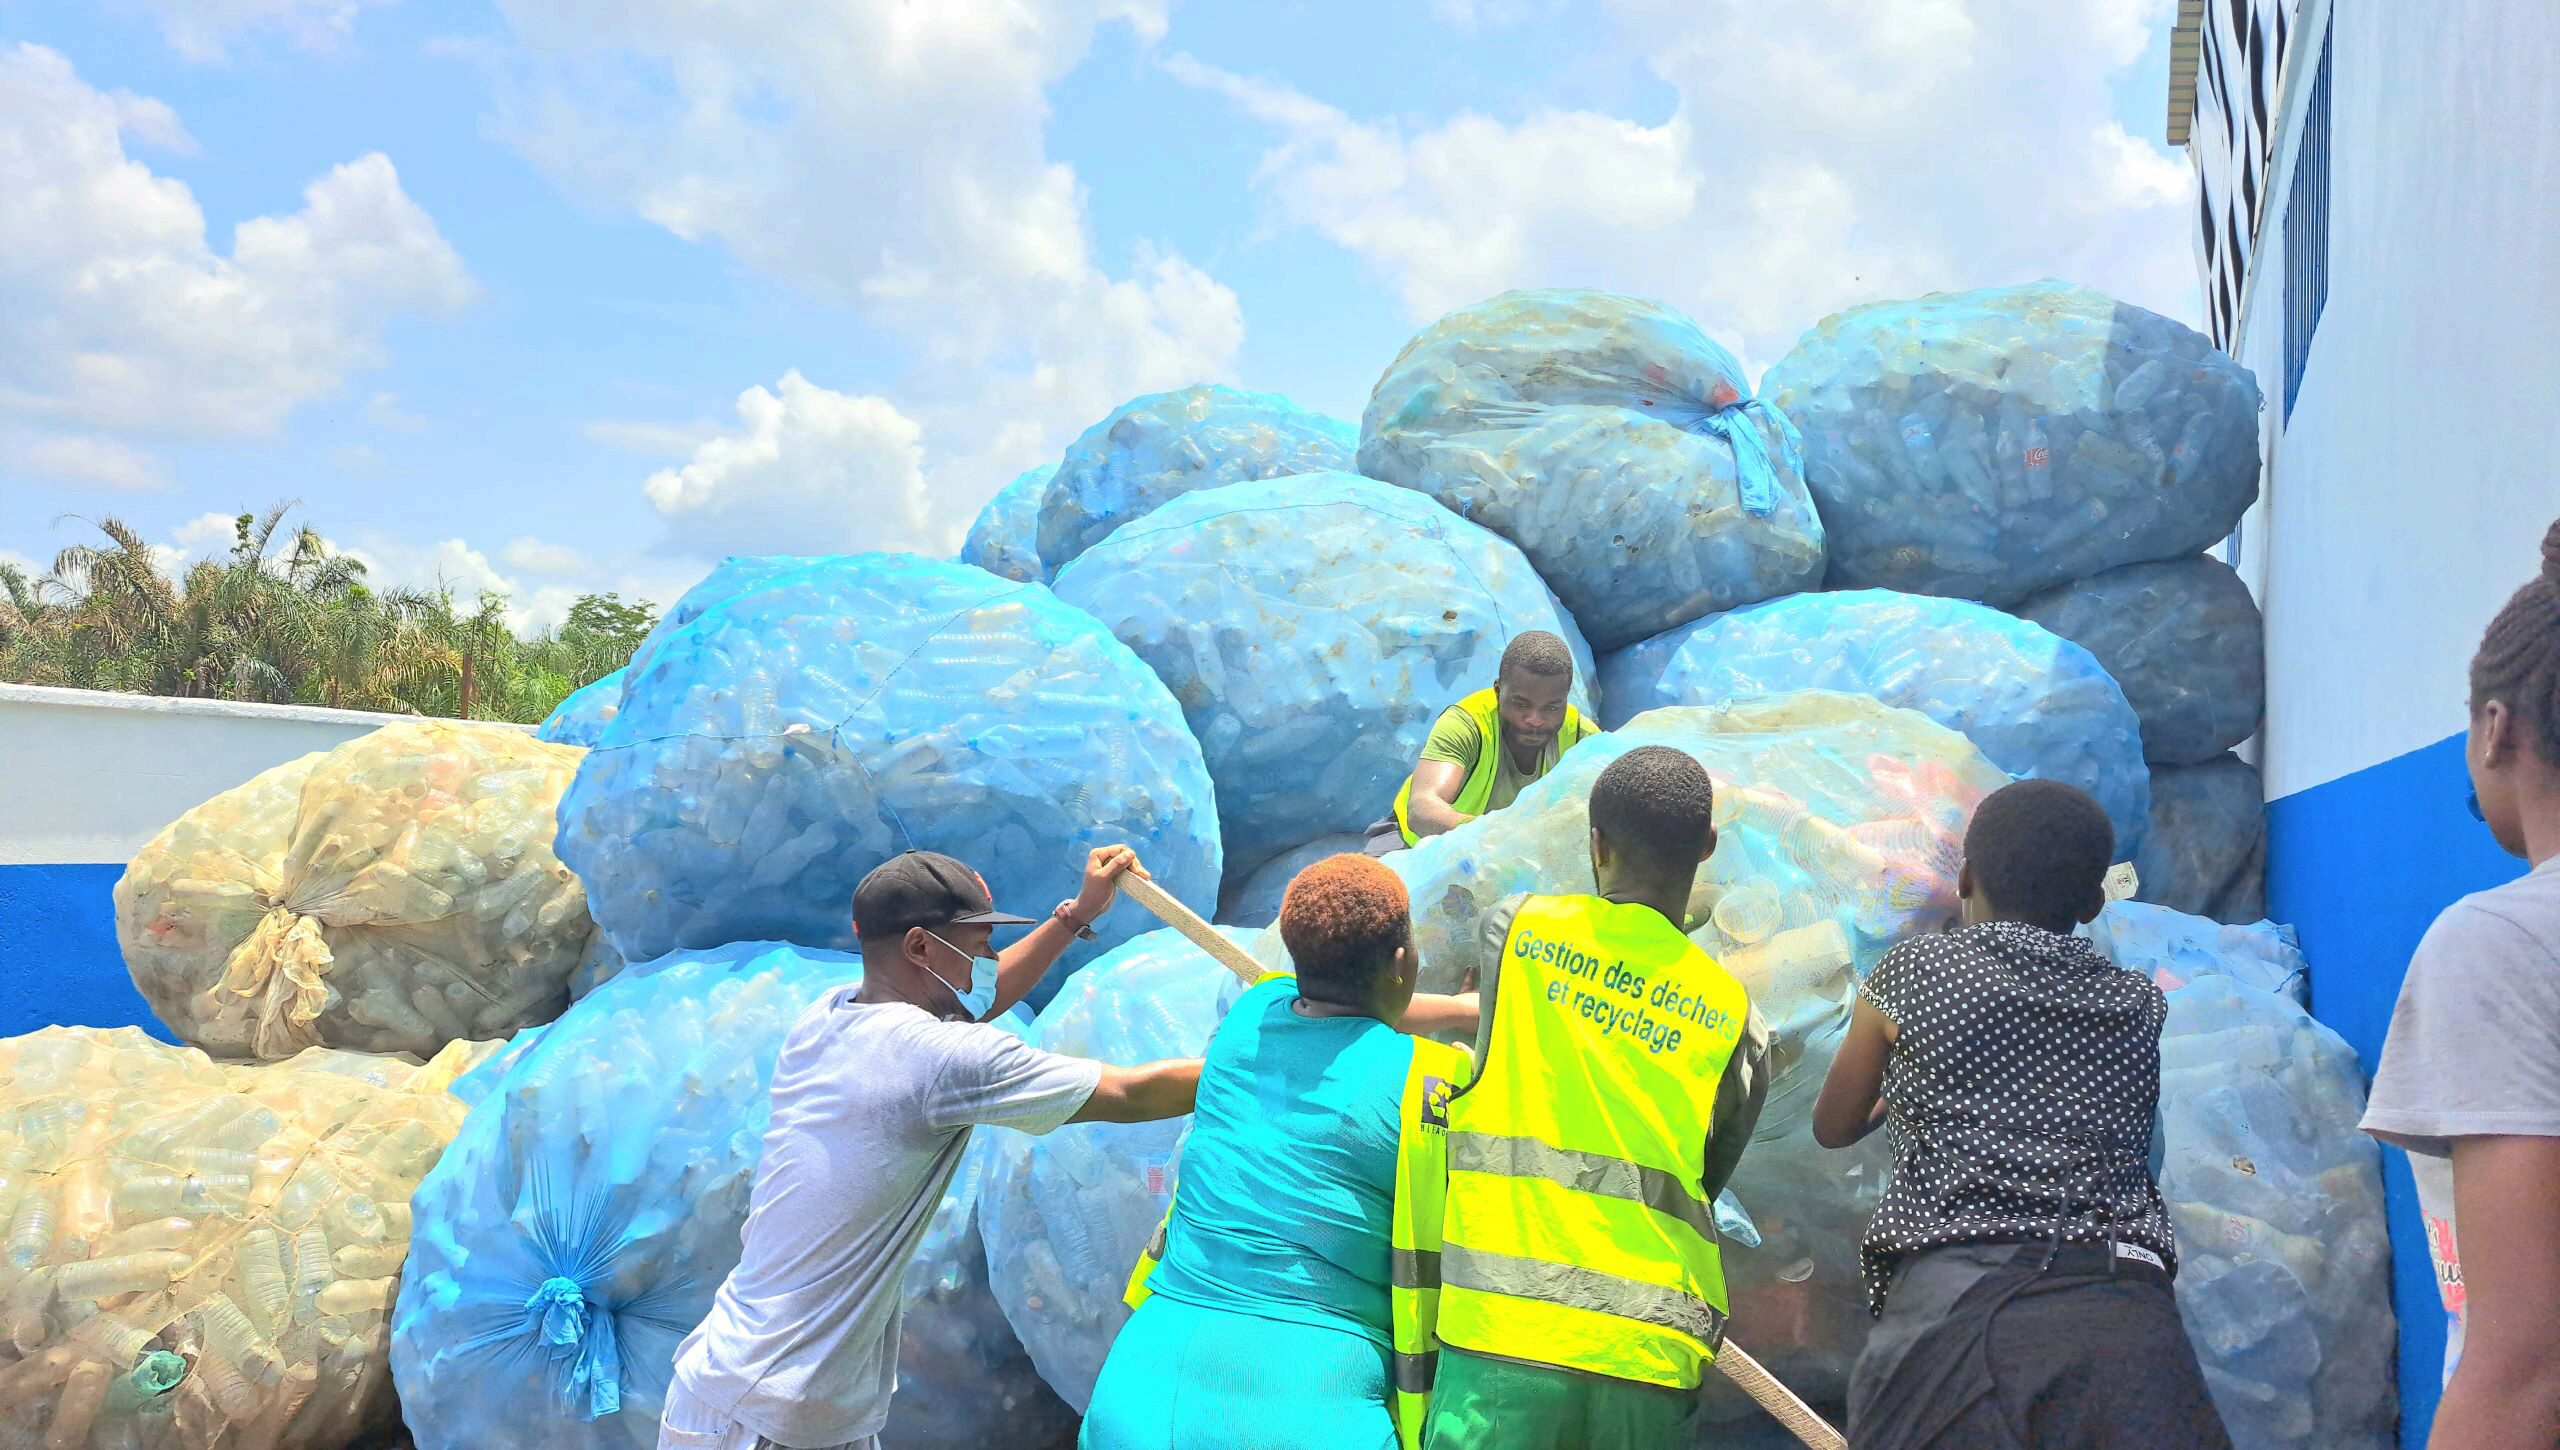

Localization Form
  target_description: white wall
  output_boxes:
[0,684,491,866]
[2236,0,2560,799]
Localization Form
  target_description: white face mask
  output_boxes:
[924,930,1002,1020]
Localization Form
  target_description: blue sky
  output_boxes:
[0,0,2194,629]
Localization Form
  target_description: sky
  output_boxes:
[0,0,2197,632]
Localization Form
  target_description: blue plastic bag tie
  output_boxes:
[1696,397,1800,520]
[526,1275,623,1420]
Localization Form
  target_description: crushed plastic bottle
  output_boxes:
[2013,556,2265,765]
[1763,281,2260,606]
[117,721,594,1060]
[537,669,626,749]
[0,1025,486,1450]
[960,465,1057,584]
[1052,473,1597,878]
[2133,755,2267,924]
[1214,833,1368,929]
[1249,693,2008,1400]
[392,943,1058,1450]
[1359,289,1826,651]
[1036,386,1357,574]
[977,926,1249,1412]
[1599,589,2150,859]
[2089,917,2396,1450]
[557,554,1222,995]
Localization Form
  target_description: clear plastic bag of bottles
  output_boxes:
[977,926,1250,1411]
[960,466,1057,585]
[0,1026,485,1450]
[537,669,625,749]
[2013,556,2265,765]
[117,721,594,1061]
[1053,472,1596,879]
[2086,900,2303,1004]
[1036,385,1356,574]
[392,943,1056,1450]
[557,554,1223,996]
[1359,289,1826,650]
[1600,589,2150,859]
[2087,919,2395,1450]
[1763,281,2260,606]
[2133,755,2267,925]
[1254,693,2008,1401]
[1214,833,1366,929]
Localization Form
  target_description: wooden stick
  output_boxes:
[1115,869,1849,1450]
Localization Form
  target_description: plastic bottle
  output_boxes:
[53,1252,188,1304]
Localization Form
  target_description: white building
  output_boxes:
[2173,1,2560,1440]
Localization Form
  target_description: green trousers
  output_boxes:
[1420,1348,1696,1450]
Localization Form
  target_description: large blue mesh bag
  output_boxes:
[621,554,838,685]
[978,925,1247,1411]
[1244,694,2008,1400]
[1598,590,2150,859]
[1762,281,2260,606]
[959,465,1056,584]
[1358,289,1826,651]
[391,943,1062,1449]
[2084,900,2303,1004]
[1051,472,1597,878]
[556,554,1222,988]
[2133,754,2266,924]
[1034,385,1356,573]
[1214,832,1365,928]
[2013,556,2264,764]
[538,668,626,748]
[2090,912,2396,1450]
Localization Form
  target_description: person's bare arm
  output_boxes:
[1403,759,1474,840]
[1812,997,1897,1149]
[1067,1058,1202,1124]
[1398,991,1480,1038]
[2428,1135,2560,1450]
[991,845,1147,1017]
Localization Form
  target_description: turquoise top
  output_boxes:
[1145,976,1414,1345]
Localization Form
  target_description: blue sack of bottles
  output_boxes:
[2132,753,2269,924]
[2014,554,2267,765]
[1598,589,2151,859]
[1762,281,2259,606]
[1051,471,1596,881]
[554,554,1222,990]
[537,667,626,748]
[961,464,1057,584]
[1358,288,1826,652]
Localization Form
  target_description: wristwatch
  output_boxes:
[1054,900,1097,941]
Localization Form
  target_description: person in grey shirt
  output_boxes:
[2364,520,2560,1450]
[662,847,1201,1450]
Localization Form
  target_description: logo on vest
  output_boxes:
[1516,926,1738,1059]
[1419,1076,1451,1132]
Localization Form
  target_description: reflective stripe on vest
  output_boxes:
[1124,979,1472,1450]
[1393,688,1591,845]
[1436,894,1751,1390]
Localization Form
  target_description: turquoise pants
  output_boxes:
[1080,1295,1397,1450]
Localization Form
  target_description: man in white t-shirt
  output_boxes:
[661,847,1202,1450]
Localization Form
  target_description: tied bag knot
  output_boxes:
[526,1275,624,1420]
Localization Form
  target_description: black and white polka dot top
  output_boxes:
[1857,919,2176,1317]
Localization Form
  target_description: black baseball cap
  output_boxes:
[852,850,1037,942]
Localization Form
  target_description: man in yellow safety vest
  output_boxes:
[1368,631,1596,854]
[1424,745,1770,1450]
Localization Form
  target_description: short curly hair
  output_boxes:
[1589,745,1716,866]
[1964,779,2115,931]
[1499,630,1575,683]
[1278,854,1413,1004]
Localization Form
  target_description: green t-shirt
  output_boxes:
[1419,703,1562,814]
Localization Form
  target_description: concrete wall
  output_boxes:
[0,684,402,1038]
[2217,2,2560,1438]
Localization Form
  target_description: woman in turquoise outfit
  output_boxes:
[1081,855,1478,1450]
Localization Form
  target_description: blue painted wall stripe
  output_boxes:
[0,863,169,1042]
[2267,729,2526,1448]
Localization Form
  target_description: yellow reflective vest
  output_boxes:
[1125,977,1473,1450]
[1435,894,1751,1390]
[1392,688,1594,846]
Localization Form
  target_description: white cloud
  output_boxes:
[6,434,168,492]
[482,2,1240,548]
[0,43,474,439]
[583,418,716,459]
[330,443,390,475]
[501,537,592,578]
[129,0,395,65]
[1177,0,2194,369]
[363,391,425,431]
[641,371,941,557]
[171,510,238,554]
